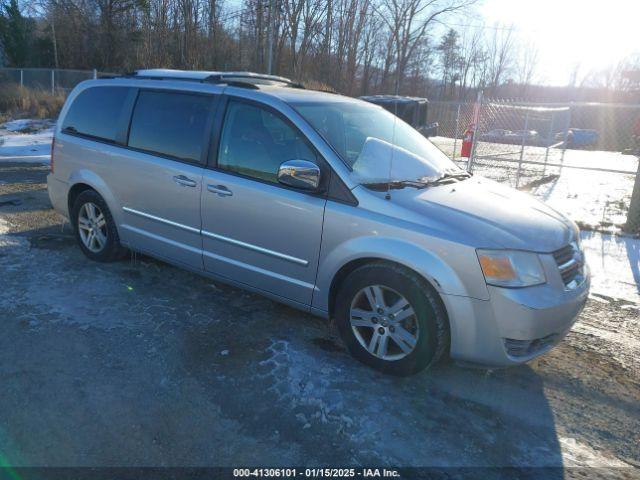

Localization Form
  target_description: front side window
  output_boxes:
[128,91,214,163]
[218,100,316,183]
[62,86,132,143]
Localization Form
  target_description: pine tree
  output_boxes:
[437,29,461,99]
[0,0,30,67]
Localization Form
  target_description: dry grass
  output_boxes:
[0,83,66,122]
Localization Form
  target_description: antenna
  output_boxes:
[386,77,401,200]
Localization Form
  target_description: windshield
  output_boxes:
[293,100,463,185]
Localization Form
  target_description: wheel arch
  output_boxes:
[327,256,447,320]
[66,170,123,229]
[317,236,473,316]
[328,257,379,318]
[67,183,94,224]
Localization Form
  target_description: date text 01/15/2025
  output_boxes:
[233,468,401,478]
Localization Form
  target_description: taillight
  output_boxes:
[50,136,55,174]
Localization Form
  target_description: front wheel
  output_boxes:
[334,262,449,376]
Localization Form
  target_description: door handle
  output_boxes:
[207,184,233,197]
[173,175,197,187]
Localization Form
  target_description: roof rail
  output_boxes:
[123,73,259,90]
[206,73,305,89]
[121,69,304,89]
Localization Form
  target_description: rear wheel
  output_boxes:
[335,262,448,376]
[71,190,126,262]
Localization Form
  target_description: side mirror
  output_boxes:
[277,159,321,191]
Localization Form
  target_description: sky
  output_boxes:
[478,0,640,86]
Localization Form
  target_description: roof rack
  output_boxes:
[359,95,428,104]
[121,69,304,89]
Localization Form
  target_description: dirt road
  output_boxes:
[0,161,638,478]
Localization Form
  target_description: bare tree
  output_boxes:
[282,0,323,78]
[486,23,515,94]
[515,38,538,95]
[21,0,480,97]
[376,0,475,92]
[359,9,382,94]
[456,24,483,99]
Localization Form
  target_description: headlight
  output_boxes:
[571,222,582,248]
[477,249,546,287]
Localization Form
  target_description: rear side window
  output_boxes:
[62,87,132,143]
[128,91,214,164]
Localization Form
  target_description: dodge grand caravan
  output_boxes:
[47,70,590,375]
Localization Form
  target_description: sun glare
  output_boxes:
[482,0,640,85]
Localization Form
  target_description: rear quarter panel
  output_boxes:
[54,134,127,230]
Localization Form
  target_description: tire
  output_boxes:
[334,262,449,376]
[71,189,126,262]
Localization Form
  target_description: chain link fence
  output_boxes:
[429,96,640,232]
[473,102,571,188]
[0,68,105,93]
[428,101,476,169]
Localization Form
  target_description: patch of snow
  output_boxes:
[1,118,54,133]
[581,231,640,303]
[0,219,26,251]
[0,122,53,163]
[1,119,33,132]
[531,153,636,229]
[560,148,637,171]
[0,217,10,235]
[559,437,631,467]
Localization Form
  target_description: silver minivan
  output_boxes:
[47,70,590,375]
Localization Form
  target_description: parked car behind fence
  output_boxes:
[556,128,599,149]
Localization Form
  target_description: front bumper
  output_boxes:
[442,263,590,367]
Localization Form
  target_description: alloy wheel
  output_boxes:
[349,285,419,361]
[77,202,108,253]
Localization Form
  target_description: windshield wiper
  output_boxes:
[363,180,430,191]
[426,172,472,185]
[364,172,471,192]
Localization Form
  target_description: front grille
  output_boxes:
[553,243,584,287]
[553,244,574,265]
[504,334,558,358]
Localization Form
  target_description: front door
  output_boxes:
[201,98,326,305]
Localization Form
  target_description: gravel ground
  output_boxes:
[0,161,638,478]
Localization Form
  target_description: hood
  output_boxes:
[387,176,574,252]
